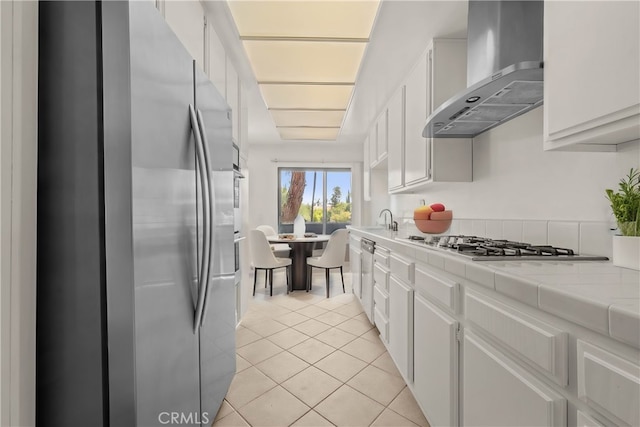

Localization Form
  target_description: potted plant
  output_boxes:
[606,168,640,270]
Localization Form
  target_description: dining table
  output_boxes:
[266,234,330,291]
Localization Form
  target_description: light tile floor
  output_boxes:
[213,264,430,427]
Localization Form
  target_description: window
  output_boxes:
[278,168,352,235]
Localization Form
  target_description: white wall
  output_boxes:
[383,107,640,223]
[247,142,364,230]
[0,2,38,426]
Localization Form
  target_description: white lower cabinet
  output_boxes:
[576,340,640,426]
[349,238,361,299]
[463,331,567,427]
[388,275,414,382]
[414,293,458,427]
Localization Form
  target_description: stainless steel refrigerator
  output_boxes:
[36,1,236,425]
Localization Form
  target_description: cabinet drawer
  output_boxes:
[374,285,389,316]
[374,248,390,267]
[465,289,568,386]
[390,254,414,284]
[576,410,605,427]
[415,264,457,313]
[577,340,640,426]
[373,263,389,291]
[374,307,388,343]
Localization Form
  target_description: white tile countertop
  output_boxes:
[348,226,640,349]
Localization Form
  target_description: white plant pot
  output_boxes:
[612,236,640,270]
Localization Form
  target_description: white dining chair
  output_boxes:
[249,229,292,296]
[306,229,349,298]
[256,225,291,258]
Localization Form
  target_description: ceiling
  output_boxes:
[205,1,469,146]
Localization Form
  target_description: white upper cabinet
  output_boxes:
[396,39,472,192]
[387,86,405,190]
[376,110,388,163]
[368,124,378,167]
[208,25,226,99]
[543,1,640,151]
[226,60,239,144]
[404,49,429,184]
[163,0,206,68]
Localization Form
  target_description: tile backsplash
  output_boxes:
[397,218,616,258]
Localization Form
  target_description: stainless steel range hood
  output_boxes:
[423,0,544,138]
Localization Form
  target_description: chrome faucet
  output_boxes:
[379,209,398,231]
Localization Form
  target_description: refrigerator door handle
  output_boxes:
[195,109,216,326]
[190,105,211,332]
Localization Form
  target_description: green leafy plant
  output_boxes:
[606,168,640,236]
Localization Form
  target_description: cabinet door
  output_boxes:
[164,1,205,68]
[226,61,239,143]
[544,1,639,150]
[208,26,226,98]
[404,52,428,185]
[387,86,404,190]
[350,246,362,299]
[369,125,378,167]
[463,332,566,427]
[389,276,414,381]
[377,110,388,161]
[414,294,458,427]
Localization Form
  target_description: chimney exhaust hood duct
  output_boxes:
[423,0,544,138]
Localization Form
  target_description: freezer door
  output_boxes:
[129,2,202,425]
[194,67,236,418]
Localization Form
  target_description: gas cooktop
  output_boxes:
[404,235,609,262]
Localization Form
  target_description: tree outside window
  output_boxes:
[279,168,351,234]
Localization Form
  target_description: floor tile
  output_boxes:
[353,312,371,323]
[388,387,430,427]
[236,338,283,365]
[243,318,288,338]
[290,292,327,305]
[236,386,309,427]
[235,355,251,373]
[331,292,357,305]
[288,338,336,364]
[336,318,374,336]
[254,351,310,384]
[315,311,351,326]
[213,400,234,423]
[292,318,332,336]
[314,298,347,311]
[212,410,250,427]
[235,326,262,348]
[267,328,310,349]
[282,366,342,407]
[296,304,329,318]
[371,352,402,378]
[315,385,385,427]
[314,350,368,383]
[371,408,420,427]
[340,337,387,363]
[290,410,335,426]
[314,328,358,349]
[347,365,407,406]
[225,366,277,408]
[271,295,310,311]
[274,311,309,327]
[360,328,383,343]
[333,303,364,318]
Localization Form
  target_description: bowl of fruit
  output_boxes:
[413,202,452,234]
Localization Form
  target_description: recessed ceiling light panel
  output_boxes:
[260,84,354,110]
